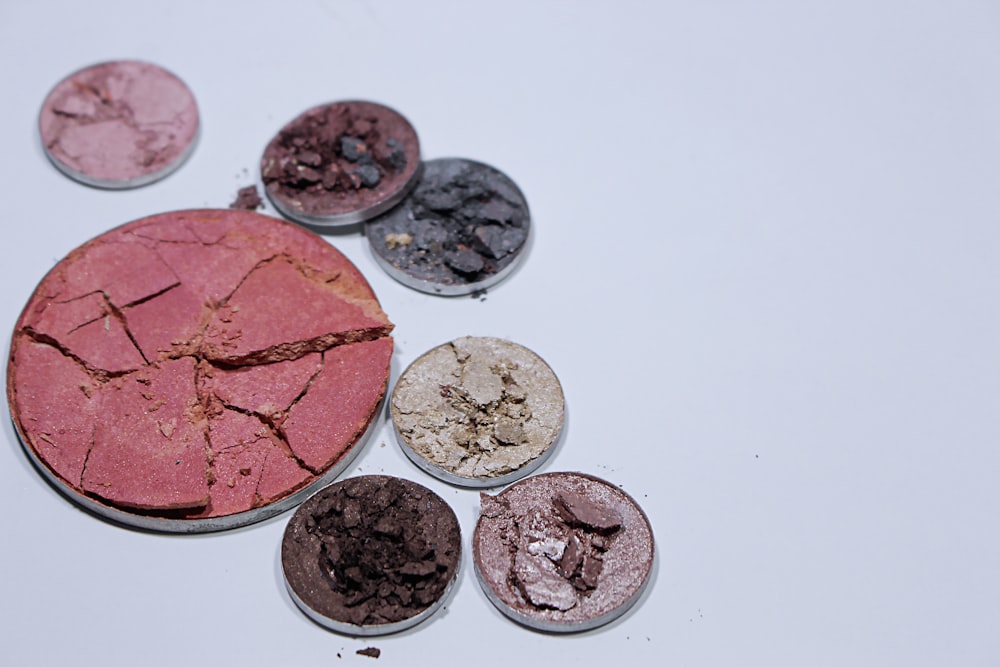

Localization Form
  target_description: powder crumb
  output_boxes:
[384,232,413,249]
[230,185,263,210]
[356,647,381,659]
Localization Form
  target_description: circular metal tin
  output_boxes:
[365,158,531,296]
[39,60,199,189]
[7,209,394,532]
[281,475,462,635]
[261,100,421,227]
[390,336,564,488]
[11,402,380,533]
[472,472,655,633]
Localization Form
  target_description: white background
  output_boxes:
[1,1,999,665]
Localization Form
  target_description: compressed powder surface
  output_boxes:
[282,475,460,628]
[7,209,393,522]
[473,472,654,628]
[261,101,419,220]
[39,60,199,186]
[366,158,529,289]
[390,336,564,481]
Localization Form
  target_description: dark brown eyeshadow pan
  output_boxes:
[281,475,462,635]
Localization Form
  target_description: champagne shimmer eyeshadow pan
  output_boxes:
[7,209,393,532]
[390,336,564,487]
[39,60,199,188]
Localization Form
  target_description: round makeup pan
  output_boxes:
[281,475,462,635]
[366,158,531,296]
[261,100,421,227]
[473,472,655,632]
[390,336,565,488]
[39,60,199,188]
[7,209,394,532]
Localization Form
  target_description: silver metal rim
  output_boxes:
[471,472,656,633]
[261,101,422,227]
[38,60,200,190]
[41,124,200,190]
[388,336,564,488]
[264,160,421,227]
[364,157,531,296]
[11,395,382,533]
[367,235,527,296]
[472,549,652,633]
[281,477,462,635]
[390,405,562,489]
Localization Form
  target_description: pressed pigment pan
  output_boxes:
[261,100,421,227]
[39,60,199,189]
[7,209,394,532]
[390,336,565,488]
[473,472,655,632]
[281,475,462,635]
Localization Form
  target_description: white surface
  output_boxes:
[1,1,999,665]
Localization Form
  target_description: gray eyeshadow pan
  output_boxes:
[366,158,530,296]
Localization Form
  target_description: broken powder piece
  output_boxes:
[383,232,413,249]
[553,491,622,533]
[513,550,578,611]
[83,357,209,511]
[157,419,177,439]
[472,473,655,631]
[202,258,391,365]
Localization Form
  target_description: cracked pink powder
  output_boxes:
[39,60,199,188]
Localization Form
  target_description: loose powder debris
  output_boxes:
[281,475,461,633]
[39,60,199,188]
[473,472,654,632]
[261,101,420,225]
[366,158,530,295]
[390,336,563,485]
[229,185,263,210]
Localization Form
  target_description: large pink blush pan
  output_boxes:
[7,209,394,532]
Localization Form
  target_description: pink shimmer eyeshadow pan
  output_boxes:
[39,60,199,188]
[473,472,655,632]
[7,209,393,531]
